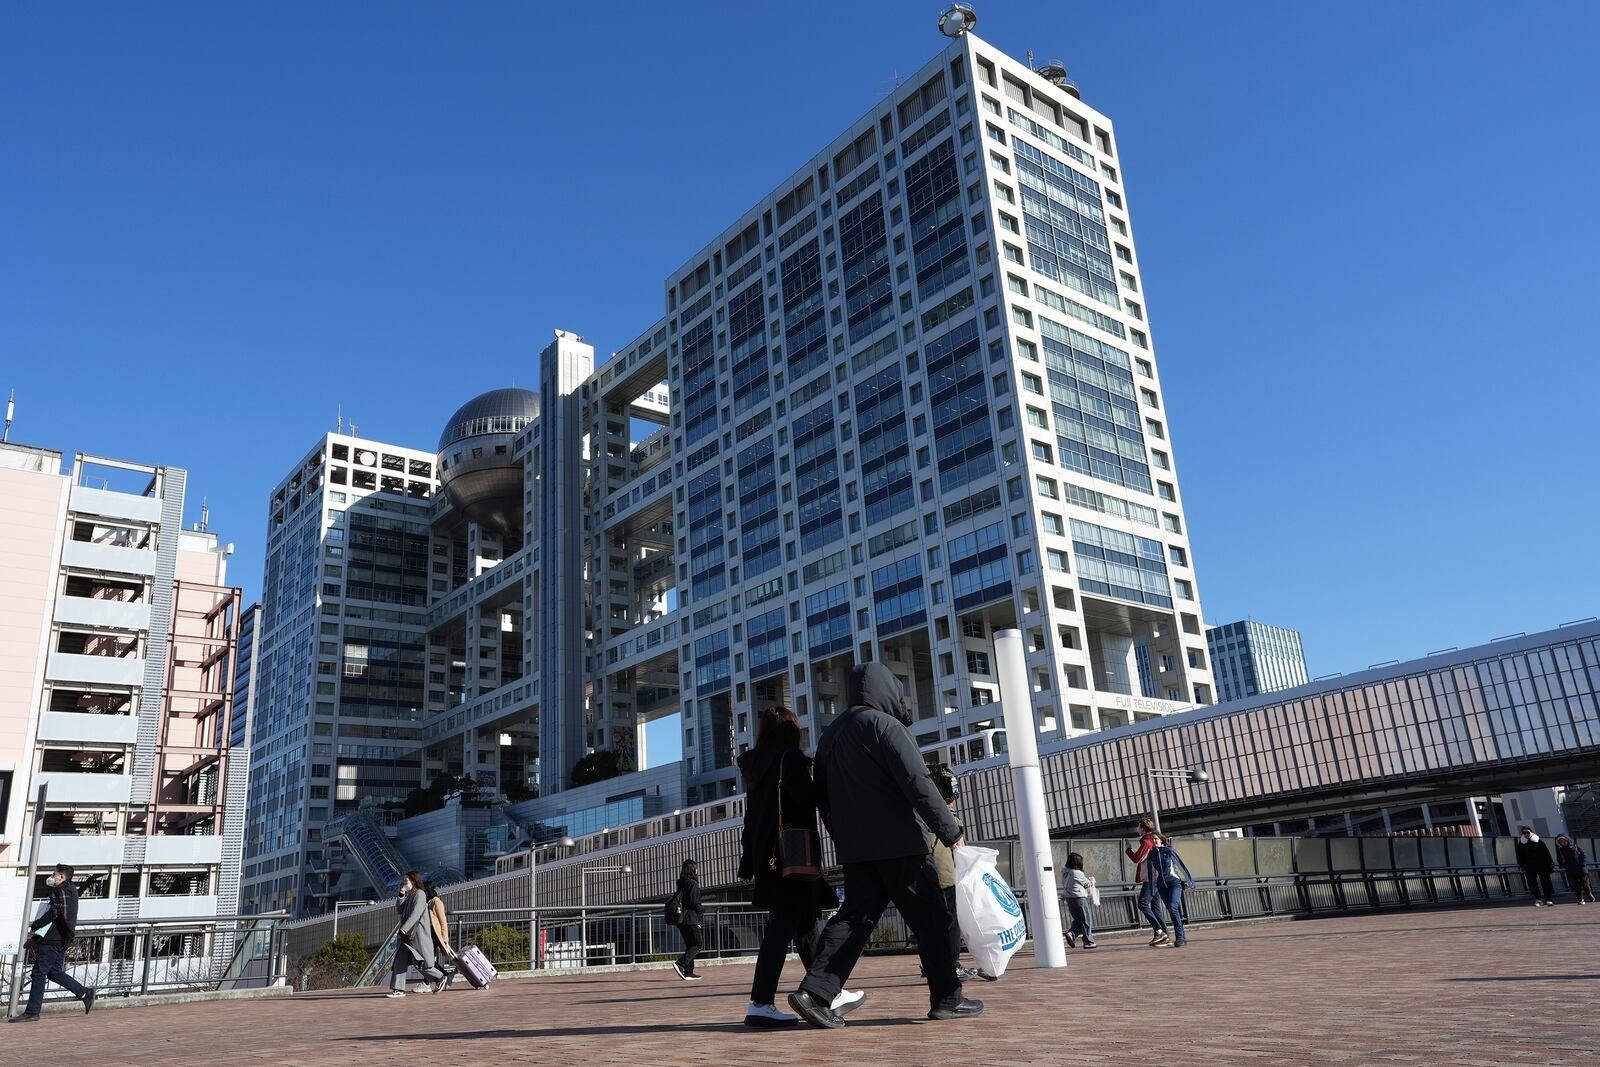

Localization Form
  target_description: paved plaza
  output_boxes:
[9,905,1598,1066]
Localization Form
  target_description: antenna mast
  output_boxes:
[2,388,13,442]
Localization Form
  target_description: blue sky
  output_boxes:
[5,3,1597,767]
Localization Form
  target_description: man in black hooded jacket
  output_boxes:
[787,662,984,1028]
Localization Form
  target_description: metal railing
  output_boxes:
[5,913,289,1010]
[363,863,1551,985]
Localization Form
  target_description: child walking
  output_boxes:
[1060,852,1098,950]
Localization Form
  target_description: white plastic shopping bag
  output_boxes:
[1088,876,1101,908]
[953,845,1027,978]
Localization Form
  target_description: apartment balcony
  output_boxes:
[30,834,128,868]
[69,484,163,525]
[53,594,152,632]
[37,710,140,746]
[32,771,133,806]
[47,651,146,687]
[60,539,158,578]
[145,835,224,866]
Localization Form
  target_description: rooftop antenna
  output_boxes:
[336,404,344,435]
[1027,49,1035,68]
[349,420,359,438]
[199,498,210,532]
[2,388,13,442]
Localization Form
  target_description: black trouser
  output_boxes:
[26,942,89,1016]
[1525,868,1555,901]
[941,885,961,963]
[750,897,822,1006]
[799,855,961,1010]
[676,922,703,975]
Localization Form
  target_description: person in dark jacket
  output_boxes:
[1553,835,1593,903]
[673,859,705,980]
[1515,826,1557,906]
[736,706,863,1027]
[12,863,95,1022]
[787,663,984,1029]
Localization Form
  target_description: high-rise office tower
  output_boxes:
[1206,619,1310,702]
[240,434,438,916]
[253,11,1224,906]
[230,602,260,752]
[0,441,244,951]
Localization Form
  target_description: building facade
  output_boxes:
[0,441,243,952]
[1207,619,1310,702]
[249,17,1223,911]
[240,434,439,916]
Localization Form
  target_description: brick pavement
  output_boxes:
[7,904,1598,1066]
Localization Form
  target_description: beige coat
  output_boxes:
[428,896,451,953]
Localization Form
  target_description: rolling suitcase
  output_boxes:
[455,944,497,989]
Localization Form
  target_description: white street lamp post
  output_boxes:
[1145,766,1211,834]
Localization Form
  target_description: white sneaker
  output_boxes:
[1580,899,1587,906]
[1533,901,1545,907]
[385,991,406,998]
[743,1002,799,1028]
[830,989,866,1015]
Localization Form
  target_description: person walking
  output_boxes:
[10,864,95,1023]
[735,705,864,1027]
[1060,852,1098,950]
[1515,826,1557,906]
[422,881,457,986]
[672,859,704,981]
[1143,834,1197,948]
[787,662,984,1029]
[926,767,979,980]
[1553,835,1593,904]
[1125,817,1170,946]
[387,870,446,998]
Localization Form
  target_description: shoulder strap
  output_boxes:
[776,749,788,830]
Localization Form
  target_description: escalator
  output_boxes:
[323,810,465,896]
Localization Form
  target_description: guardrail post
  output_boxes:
[139,927,152,996]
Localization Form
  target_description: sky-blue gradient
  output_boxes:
[5,3,1596,767]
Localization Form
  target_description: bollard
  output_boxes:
[992,629,1067,969]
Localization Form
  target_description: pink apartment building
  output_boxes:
[0,441,246,968]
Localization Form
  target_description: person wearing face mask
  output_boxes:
[10,864,95,1023]
[387,870,447,997]
[1514,826,1557,907]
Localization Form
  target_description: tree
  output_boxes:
[294,932,372,990]
[466,922,531,972]
[570,749,623,787]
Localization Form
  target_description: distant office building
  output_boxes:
[240,434,438,916]
[0,440,244,954]
[1207,619,1309,702]
[230,602,261,752]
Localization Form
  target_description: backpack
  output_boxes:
[663,891,683,925]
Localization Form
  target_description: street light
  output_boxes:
[527,836,575,969]
[332,899,376,941]
[1145,766,1211,833]
[579,865,632,963]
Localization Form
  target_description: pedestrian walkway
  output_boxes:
[9,905,1597,1065]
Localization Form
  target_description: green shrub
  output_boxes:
[467,922,531,971]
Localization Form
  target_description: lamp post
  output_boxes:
[526,836,574,968]
[331,899,376,941]
[1144,766,1211,834]
[579,865,631,964]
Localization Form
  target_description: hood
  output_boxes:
[846,662,915,726]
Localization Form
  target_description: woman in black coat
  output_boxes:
[735,706,862,1028]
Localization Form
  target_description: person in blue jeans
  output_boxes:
[1125,818,1169,946]
[1142,833,1198,948]
[11,863,96,1023]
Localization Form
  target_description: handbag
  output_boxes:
[775,750,823,880]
